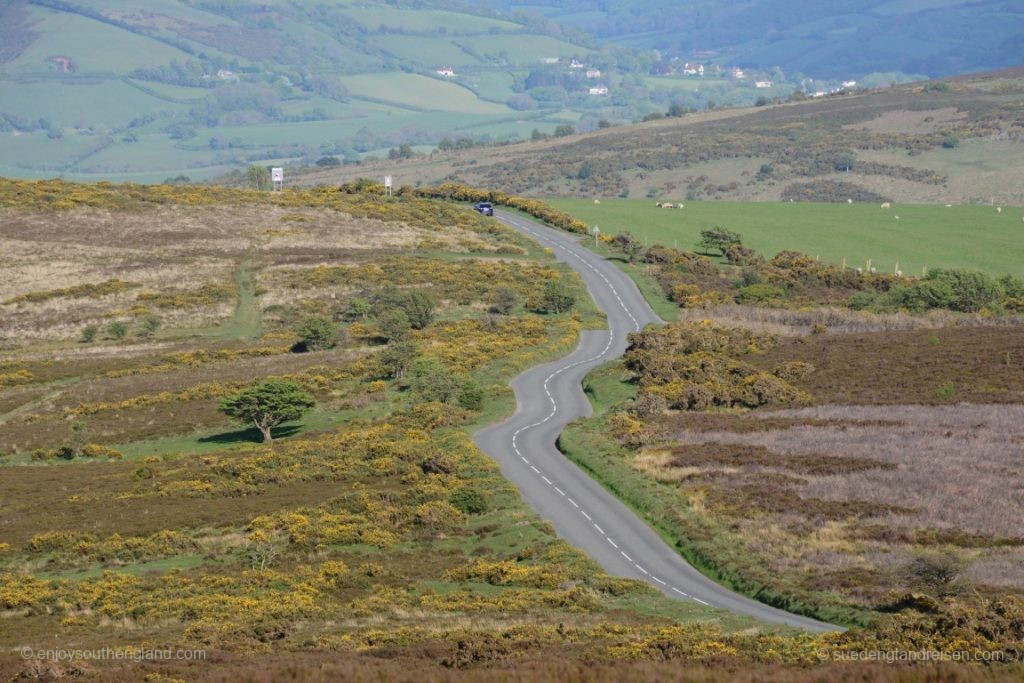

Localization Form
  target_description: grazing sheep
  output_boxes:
[847,198,853,204]
[855,267,863,274]
[593,199,600,204]
[996,206,1002,213]
[894,215,900,220]
[896,270,903,277]
[880,202,891,209]
[677,203,685,209]
[945,204,953,208]
[870,267,877,273]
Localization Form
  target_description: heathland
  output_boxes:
[3,179,1023,681]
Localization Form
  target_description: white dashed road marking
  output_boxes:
[496,212,726,611]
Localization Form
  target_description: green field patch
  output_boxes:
[0,77,190,128]
[3,5,193,75]
[457,34,592,64]
[368,36,483,67]
[340,72,511,114]
[339,5,520,34]
[549,198,1024,278]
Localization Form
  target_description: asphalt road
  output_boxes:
[474,209,840,633]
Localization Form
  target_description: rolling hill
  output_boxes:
[1,0,1019,183]
[296,67,1024,207]
[498,0,1024,80]
[0,0,598,182]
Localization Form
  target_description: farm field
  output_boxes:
[549,198,1024,278]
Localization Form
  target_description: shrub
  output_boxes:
[536,279,575,314]
[377,340,418,379]
[736,284,786,303]
[79,324,99,343]
[105,321,128,340]
[403,290,436,330]
[724,244,764,266]
[449,487,488,515]
[137,314,163,338]
[456,378,485,411]
[292,316,338,352]
[488,287,518,315]
[894,269,1003,313]
[899,551,967,596]
[378,309,411,341]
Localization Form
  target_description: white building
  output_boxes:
[216,69,238,82]
[586,68,602,79]
[841,80,857,89]
[588,86,608,95]
[436,67,456,77]
[569,59,585,69]
[755,80,773,89]
[539,57,560,64]
[682,63,705,76]
[730,66,746,79]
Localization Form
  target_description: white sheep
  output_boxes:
[894,215,900,220]
[855,267,863,274]
[880,202,891,209]
[594,199,600,204]
[945,204,953,208]
[847,198,853,204]
[996,206,1002,213]
[677,203,685,209]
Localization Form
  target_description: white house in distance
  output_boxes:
[569,59,585,69]
[539,57,559,64]
[682,62,704,76]
[730,66,746,79]
[436,67,456,77]
[589,85,608,95]
[586,68,602,79]
[842,80,858,89]
[755,80,773,88]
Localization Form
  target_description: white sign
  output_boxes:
[271,167,283,182]
[384,175,393,188]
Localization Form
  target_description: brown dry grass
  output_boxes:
[752,325,1024,404]
[0,203,483,343]
[648,402,1024,602]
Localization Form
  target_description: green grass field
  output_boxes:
[549,198,1024,278]
[340,73,513,114]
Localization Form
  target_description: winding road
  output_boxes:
[475,210,839,633]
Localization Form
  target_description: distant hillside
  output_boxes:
[495,0,1024,80]
[0,0,603,182]
[295,68,1024,206]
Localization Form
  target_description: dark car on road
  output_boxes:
[473,201,494,216]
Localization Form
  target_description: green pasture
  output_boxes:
[340,73,511,114]
[3,5,192,75]
[0,78,190,128]
[549,198,1024,278]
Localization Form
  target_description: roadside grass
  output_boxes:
[558,406,871,628]
[548,198,1024,279]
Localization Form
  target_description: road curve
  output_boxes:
[475,209,839,633]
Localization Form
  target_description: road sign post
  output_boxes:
[384,175,393,197]
[592,225,600,247]
[271,167,283,191]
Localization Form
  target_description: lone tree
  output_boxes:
[697,228,742,256]
[219,379,315,442]
[246,164,272,191]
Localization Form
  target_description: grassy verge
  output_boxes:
[560,362,874,628]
